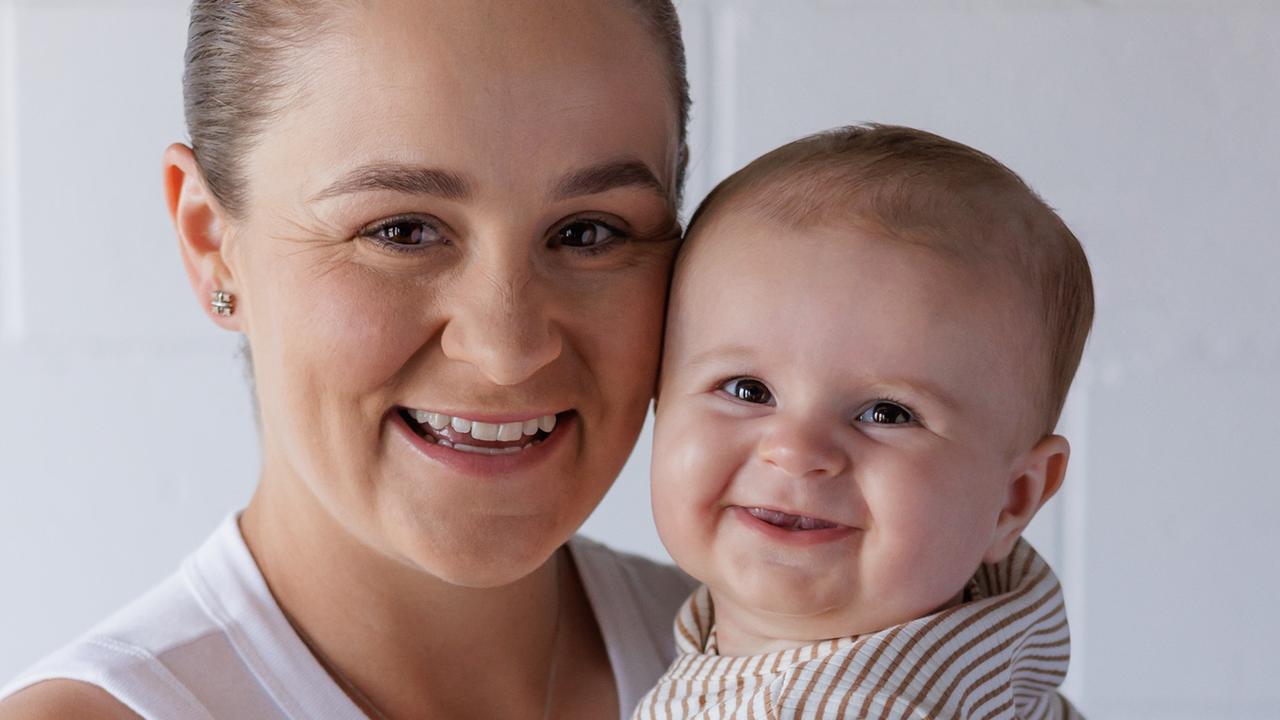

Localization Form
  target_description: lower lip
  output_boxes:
[390,410,575,476]
[731,506,856,546]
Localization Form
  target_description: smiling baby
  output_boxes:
[635,125,1092,719]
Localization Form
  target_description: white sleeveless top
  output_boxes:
[0,515,695,719]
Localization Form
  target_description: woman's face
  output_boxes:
[222,0,681,586]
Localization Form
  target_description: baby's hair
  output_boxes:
[687,124,1094,437]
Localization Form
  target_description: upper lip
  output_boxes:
[399,407,568,424]
[736,504,854,528]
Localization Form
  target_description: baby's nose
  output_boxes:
[756,419,848,478]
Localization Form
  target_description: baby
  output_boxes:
[635,125,1091,719]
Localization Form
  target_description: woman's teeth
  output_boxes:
[407,409,558,451]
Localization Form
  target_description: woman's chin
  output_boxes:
[387,511,566,588]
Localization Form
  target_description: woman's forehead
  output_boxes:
[244,0,678,207]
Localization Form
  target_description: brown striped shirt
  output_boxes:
[633,539,1083,719]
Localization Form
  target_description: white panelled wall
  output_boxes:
[2,1,1278,717]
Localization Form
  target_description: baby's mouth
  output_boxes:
[399,408,567,455]
[744,506,841,531]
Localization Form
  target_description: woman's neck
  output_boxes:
[240,466,610,719]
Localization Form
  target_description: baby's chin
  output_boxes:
[706,572,966,657]
[706,576,865,650]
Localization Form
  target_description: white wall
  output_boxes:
[3,1,1278,716]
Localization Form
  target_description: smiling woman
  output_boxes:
[0,1,694,719]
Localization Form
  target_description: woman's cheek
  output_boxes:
[287,267,434,394]
[607,269,671,358]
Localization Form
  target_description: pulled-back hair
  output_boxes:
[183,0,690,219]
[689,125,1094,435]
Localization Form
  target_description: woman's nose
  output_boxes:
[756,418,849,479]
[439,258,563,386]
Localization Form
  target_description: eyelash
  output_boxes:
[715,378,924,427]
[357,214,448,255]
[717,376,774,405]
[356,215,632,256]
[551,217,631,256]
[856,396,923,427]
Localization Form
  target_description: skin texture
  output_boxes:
[651,211,1069,657]
[1,1,681,718]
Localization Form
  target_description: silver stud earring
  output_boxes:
[211,290,236,317]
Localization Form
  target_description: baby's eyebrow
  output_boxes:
[684,344,757,368]
[870,377,960,412]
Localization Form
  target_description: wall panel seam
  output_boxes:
[1061,364,1092,704]
[709,0,737,183]
[1,0,22,345]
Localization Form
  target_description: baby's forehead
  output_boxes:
[674,206,1050,427]
[685,200,1027,297]
[690,211,1031,342]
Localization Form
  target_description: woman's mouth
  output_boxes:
[398,408,565,455]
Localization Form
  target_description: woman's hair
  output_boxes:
[183,0,690,219]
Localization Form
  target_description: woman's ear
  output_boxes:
[163,143,240,332]
[983,434,1071,563]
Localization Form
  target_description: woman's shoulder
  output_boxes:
[0,567,224,719]
[0,515,298,719]
[568,535,697,715]
[0,679,141,720]
[569,534,696,615]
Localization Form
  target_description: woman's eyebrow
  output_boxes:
[554,159,666,200]
[309,163,473,202]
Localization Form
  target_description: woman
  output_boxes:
[0,0,693,718]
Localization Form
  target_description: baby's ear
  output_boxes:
[983,435,1071,563]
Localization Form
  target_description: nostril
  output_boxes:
[439,313,563,385]
[758,434,846,478]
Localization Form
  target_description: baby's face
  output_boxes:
[652,211,1041,646]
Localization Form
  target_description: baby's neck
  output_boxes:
[709,588,968,657]
[713,614,823,657]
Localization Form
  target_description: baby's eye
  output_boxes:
[719,378,775,406]
[856,401,915,426]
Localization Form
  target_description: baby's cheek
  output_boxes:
[660,408,742,500]
[873,483,995,615]
[651,404,733,569]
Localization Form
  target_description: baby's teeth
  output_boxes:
[496,422,524,442]
[451,416,472,434]
[426,413,449,430]
[523,419,539,436]
[411,409,432,424]
[537,414,557,433]
[471,421,499,441]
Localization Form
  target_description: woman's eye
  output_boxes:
[856,401,915,426]
[719,378,775,406]
[554,220,623,251]
[361,216,446,250]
